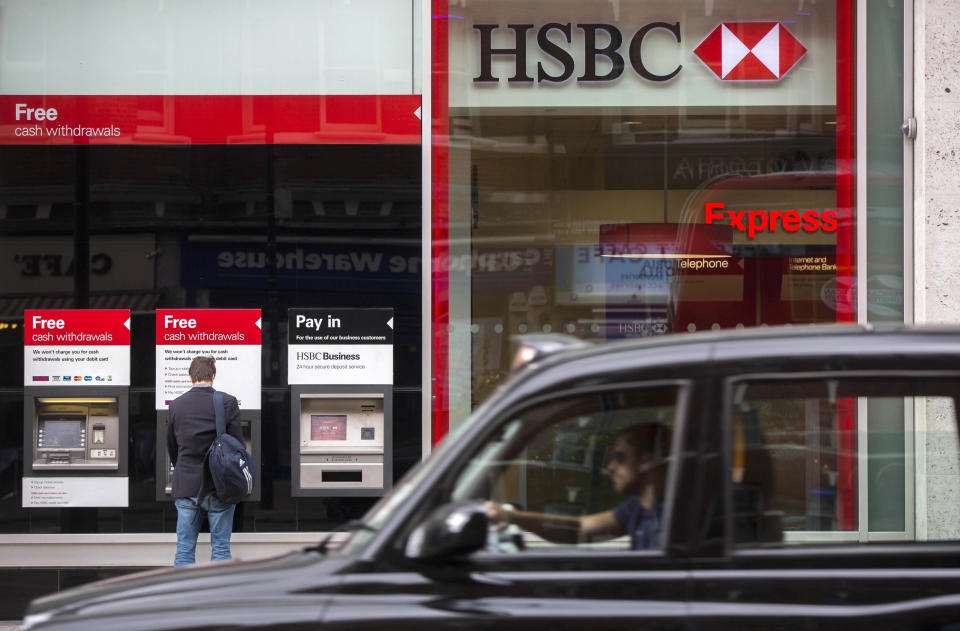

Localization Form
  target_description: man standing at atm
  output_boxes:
[166,355,244,566]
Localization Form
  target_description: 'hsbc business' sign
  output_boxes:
[474,21,807,85]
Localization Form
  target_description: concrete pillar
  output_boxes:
[914,0,960,540]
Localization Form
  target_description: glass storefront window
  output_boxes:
[0,0,423,535]
[0,144,423,534]
[434,0,908,540]
[437,0,855,423]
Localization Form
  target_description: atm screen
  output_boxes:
[311,415,347,441]
[40,417,84,448]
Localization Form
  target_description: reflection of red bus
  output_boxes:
[672,170,846,332]
[601,169,850,336]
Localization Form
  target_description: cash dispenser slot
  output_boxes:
[322,471,363,483]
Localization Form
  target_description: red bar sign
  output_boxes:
[0,95,421,145]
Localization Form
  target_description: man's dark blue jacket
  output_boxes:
[166,385,244,499]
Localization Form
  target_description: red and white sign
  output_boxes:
[0,95,421,146]
[155,309,262,410]
[694,22,807,81]
[24,309,131,386]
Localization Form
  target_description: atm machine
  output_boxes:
[32,397,121,470]
[291,385,392,497]
[155,411,261,502]
[21,308,133,508]
[23,386,130,501]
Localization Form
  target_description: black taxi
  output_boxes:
[21,325,960,630]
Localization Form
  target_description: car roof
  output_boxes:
[499,324,960,406]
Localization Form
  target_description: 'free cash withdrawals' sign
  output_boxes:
[24,309,131,386]
[287,308,393,385]
[155,309,261,410]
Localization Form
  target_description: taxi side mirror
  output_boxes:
[405,502,488,561]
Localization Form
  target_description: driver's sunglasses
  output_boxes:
[605,450,628,466]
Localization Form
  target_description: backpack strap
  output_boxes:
[199,391,226,506]
[213,390,226,437]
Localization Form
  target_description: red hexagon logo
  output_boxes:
[694,22,807,81]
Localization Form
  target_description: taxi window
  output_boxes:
[728,375,960,547]
[450,384,681,553]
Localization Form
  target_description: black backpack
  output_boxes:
[202,391,255,505]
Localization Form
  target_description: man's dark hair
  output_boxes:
[617,423,666,461]
[189,356,216,383]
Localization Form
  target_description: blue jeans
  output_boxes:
[174,495,236,567]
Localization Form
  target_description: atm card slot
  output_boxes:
[300,446,384,456]
[33,461,119,470]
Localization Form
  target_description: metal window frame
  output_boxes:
[725,369,942,548]
[853,0,916,545]
[421,0,433,458]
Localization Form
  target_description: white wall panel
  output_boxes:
[0,0,416,95]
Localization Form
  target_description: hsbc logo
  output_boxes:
[474,20,806,84]
[693,22,807,81]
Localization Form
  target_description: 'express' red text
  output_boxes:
[705,202,838,238]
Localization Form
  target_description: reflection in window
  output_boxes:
[454,110,841,414]
[732,377,959,546]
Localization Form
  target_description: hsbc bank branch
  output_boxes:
[0,0,957,614]
[433,0,938,550]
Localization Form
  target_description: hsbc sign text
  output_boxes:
[474,21,806,85]
[474,22,683,84]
